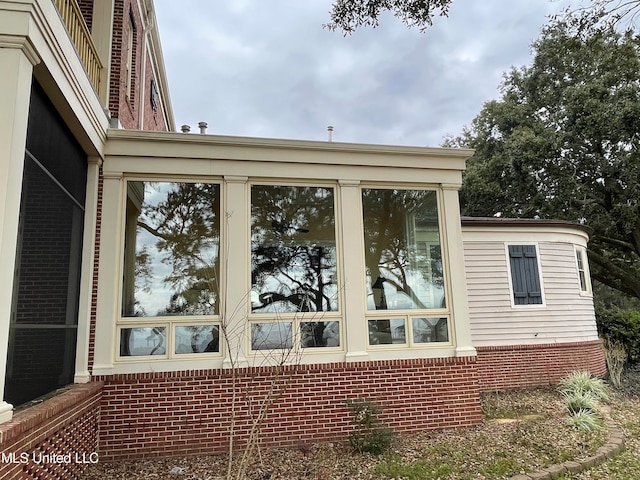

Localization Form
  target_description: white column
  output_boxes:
[74,157,102,382]
[0,38,39,422]
[441,184,476,357]
[222,176,249,368]
[91,172,124,375]
[338,180,369,362]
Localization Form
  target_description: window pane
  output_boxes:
[368,318,406,345]
[301,321,340,348]
[251,322,293,350]
[175,325,219,354]
[122,182,220,317]
[576,249,589,292]
[251,185,338,313]
[120,327,166,356]
[412,317,449,343]
[363,189,445,310]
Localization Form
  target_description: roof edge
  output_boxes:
[461,216,593,235]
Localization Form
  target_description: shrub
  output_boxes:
[603,337,627,388]
[562,391,599,415]
[566,409,603,431]
[345,399,394,455]
[558,371,609,432]
[596,305,640,364]
[558,371,610,402]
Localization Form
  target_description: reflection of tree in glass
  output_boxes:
[134,182,220,315]
[251,186,338,314]
[363,189,444,310]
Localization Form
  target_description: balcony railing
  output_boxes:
[53,0,103,92]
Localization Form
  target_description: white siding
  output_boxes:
[463,239,599,347]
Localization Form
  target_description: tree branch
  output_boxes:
[591,234,637,253]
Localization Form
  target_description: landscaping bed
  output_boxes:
[81,386,612,480]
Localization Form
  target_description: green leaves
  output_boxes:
[459,14,640,299]
[325,0,452,34]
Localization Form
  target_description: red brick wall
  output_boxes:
[88,164,103,372]
[476,340,606,391]
[142,52,168,131]
[109,0,143,129]
[0,382,103,479]
[95,357,482,460]
[77,0,93,31]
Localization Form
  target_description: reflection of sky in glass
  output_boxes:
[122,327,166,356]
[135,226,173,315]
[251,185,338,313]
[365,274,444,310]
[363,189,445,311]
[412,317,448,343]
[251,322,292,350]
[300,321,340,348]
[175,325,219,353]
[126,182,219,316]
[367,318,406,345]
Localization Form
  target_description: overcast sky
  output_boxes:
[154,1,575,147]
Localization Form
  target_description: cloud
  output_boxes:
[155,0,573,146]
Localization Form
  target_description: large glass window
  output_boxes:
[362,189,445,311]
[122,181,220,317]
[362,188,449,348]
[250,185,340,352]
[250,185,338,313]
[119,181,221,359]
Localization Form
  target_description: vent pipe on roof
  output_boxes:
[181,124,190,133]
[327,125,334,142]
[198,122,208,134]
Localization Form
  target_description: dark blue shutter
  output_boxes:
[509,245,542,305]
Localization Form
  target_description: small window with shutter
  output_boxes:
[508,244,543,305]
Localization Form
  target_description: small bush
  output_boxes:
[566,409,603,431]
[558,371,610,402]
[596,305,640,363]
[563,391,599,415]
[603,338,627,388]
[559,371,609,432]
[345,399,394,455]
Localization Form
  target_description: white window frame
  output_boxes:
[247,181,344,354]
[361,185,452,350]
[505,242,546,308]
[116,177,224,362]
[575,245,592,295]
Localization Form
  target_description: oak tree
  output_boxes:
[457,15,640,300]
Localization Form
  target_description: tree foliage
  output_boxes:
[324,1,640,35]
[562,1,640,30]
[325,0,451,33]
[457,14,640,300]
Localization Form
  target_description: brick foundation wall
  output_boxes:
[95,357,482,460]
[476,340,606,391]
[0,382,103,479]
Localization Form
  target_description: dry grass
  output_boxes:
[81,387,611,480]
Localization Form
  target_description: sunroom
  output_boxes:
[92,130,476,375]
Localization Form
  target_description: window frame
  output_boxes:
[247,180,344,354]
[360,185,452,350]
[575,246,592,295]
[116,177,224,362]
[505,243,546,308]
